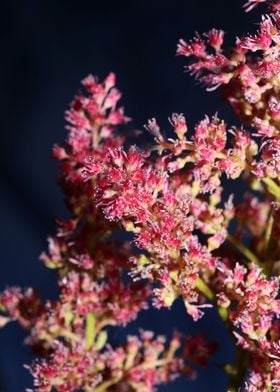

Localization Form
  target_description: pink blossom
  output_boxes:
[1,2,280,391]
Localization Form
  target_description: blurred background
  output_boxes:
[0,0,262,390]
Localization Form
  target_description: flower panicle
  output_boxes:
[1,1,280,391]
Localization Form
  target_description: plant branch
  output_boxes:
[262,177,280,202]
[195,277,228,321]
[227,234,261,267]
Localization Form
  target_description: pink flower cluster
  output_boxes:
[1,0,280,391]
[178,0,280,180]
[27,332,184,392]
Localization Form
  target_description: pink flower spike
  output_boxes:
[176,35,206,58]
[205,29,225,52]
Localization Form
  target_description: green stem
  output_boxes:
[263,212,274,277]
[195,277,228,321]
[61,329,80,343]
[262,177,280,202]
[227,234,261,267]
[226,347,249,392]
[87,377,121,392]
[196,277,215,301]
[96,318,117,331]
[264,212,273,250]
[133,358,171,371]
[196,278,249,390]
[85,312,96,350]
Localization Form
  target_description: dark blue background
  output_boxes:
[0,1,262,390]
